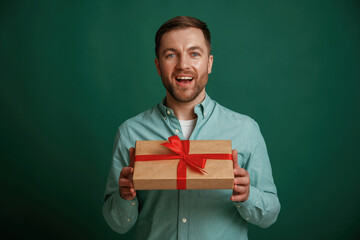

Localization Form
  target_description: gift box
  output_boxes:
[133,135,234,190]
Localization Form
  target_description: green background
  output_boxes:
[1,0,359,239]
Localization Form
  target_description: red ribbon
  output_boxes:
[135,135,232,189]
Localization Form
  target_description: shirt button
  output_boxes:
[174,129,179,133]
[204,112,207,116]
[127,218,131,222]
[182,218,187,223]
[167,110,171,115]
[245,217,250,221]
[131,202,135,206]
[237,205,241,208]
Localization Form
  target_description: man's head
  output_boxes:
[155,16,213,104]
[155,16,211,59]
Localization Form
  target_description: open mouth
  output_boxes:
[175,76,194,82]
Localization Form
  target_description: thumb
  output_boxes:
[129,147,135,168]
[232,149,239,168]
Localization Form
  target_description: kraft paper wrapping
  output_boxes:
[133,139,234,190]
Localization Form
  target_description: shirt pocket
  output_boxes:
[198,189,233,202]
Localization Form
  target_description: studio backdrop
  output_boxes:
[1,0,359,239]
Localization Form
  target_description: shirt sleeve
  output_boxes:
[233,119,281,228]
[102,127,139,234]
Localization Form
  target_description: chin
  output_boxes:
[172,91,200,103]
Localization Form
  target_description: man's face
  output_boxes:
[155,27,213,103]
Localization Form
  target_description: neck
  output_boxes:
[165,91,205,120]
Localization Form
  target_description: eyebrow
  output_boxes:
[162,46,205,55]
[188,46,204,53]
[162,48,177,55]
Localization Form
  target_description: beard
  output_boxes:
[161,72,208,103]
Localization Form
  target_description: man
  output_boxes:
[103,16,280,239]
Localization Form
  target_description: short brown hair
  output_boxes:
[155,16,211,59]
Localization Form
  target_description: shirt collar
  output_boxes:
[158,93,214,118]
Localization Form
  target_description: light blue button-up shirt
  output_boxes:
[103,94,280,240]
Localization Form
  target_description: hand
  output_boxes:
[119,147,136,201]
[231,149,250,202]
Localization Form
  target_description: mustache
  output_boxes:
[172,71,197,78]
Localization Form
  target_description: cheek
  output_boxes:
[193,60,209,73]
[160,63,175,76]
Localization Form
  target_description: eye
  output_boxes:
[166,53,175,58]
[191,52,200,57]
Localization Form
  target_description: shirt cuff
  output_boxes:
[232,185,259,221]
[115,191,138,205]
[113,191,139,222]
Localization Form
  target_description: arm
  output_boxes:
[102,129,139,234]
[231,121,281,228]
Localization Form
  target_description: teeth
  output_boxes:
[176,76,193,80]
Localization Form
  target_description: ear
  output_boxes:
[207,55,214,74]
[155,58,161,76]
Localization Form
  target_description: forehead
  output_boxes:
[160,27,207,51]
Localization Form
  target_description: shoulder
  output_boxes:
[126,106,159,123]
[213,101,260,130]
[212,101,265,151]
[118,105,158,131]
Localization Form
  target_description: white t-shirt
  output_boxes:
[179,118,197,140]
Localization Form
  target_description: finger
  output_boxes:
[234,167,248,177]
[119,178,134,187]
[120,186,136,195]
[129,147,135,168]
[233,185,248,194]
[231,194,248,202]
[233,164,241,176]
[120,167,134,179]
[121,191,137,201]
[234,176,250,185]
[232,149,238,168]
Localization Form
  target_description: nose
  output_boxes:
[176,54,190,70]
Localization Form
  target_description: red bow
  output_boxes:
[135,135,232,189]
